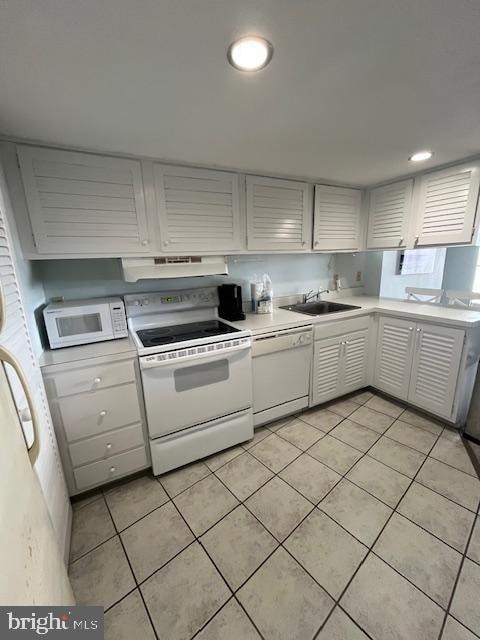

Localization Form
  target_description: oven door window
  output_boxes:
[56,313,103,337]
[174,359,229,392]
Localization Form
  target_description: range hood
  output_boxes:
[121,256,228,281]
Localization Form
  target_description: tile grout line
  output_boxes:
[437,494,480,640]
[311,411,447,638]
[70,392,477,639]
[163,477,268,640]
[101,495,160,640]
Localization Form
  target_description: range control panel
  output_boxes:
[124,287,219,317]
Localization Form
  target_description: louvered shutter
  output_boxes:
[154,164,242,253]
[0,193,70,549]
[366,180,413,249]
[17,145,150,255]
[342,330,369,394]
[374,316,415,401]
[408,323,464,419]
[246,176,311,251]
[313,185,362,251]
[415,163,480,246]
[312,336,343,405]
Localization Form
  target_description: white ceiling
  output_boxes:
[1,0,479,186]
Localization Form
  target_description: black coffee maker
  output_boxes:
[217,284,246,321]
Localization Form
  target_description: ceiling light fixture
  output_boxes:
[409,150,433,162]
[227,36,273,71]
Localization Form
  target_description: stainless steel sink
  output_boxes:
[279,301,361,316]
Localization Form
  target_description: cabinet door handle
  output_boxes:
[141,240,148,246]
[399,237,404,245]
[408,326,414,331]
[416,328,422,333]
[99,410,107,417]
[0,345,39,465]
[109,466,116,474]
[106,443,112,450]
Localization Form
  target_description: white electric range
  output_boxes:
[125,287,253,475]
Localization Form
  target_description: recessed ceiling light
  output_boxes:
[227,36,273,72]
[409,150,433,162]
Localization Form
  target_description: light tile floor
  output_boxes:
[68,389,480,640]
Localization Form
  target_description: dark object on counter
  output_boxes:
[218,284,246,321]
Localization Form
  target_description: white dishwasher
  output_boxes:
[252,326,313,426]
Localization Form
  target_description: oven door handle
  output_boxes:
[139,340,251,369]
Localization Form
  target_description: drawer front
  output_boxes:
[60,383,141,441]
[314,314,370,341]
[73,446,148,491]
[69,423,145,467]
[51,359,135,398]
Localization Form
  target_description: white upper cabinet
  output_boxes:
[246,176,312,251]
[153,164,243,254]
[313,185,362,251]
[366,179,413,249]
[17,146,150,255]
[414,163,480,246]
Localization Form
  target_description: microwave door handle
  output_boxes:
[0,346,39,465]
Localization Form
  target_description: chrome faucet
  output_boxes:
[303,289,329,303]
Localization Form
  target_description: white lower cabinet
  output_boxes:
[374,315,465,420]
[408,323,464,419]
[41,350,149,495]
[374,316,416,400]
[311,318,370,405]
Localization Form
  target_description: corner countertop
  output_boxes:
[227,295,480,335]
[39,336,137,369]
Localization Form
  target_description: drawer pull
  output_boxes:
[106,443,112,450]
[99,410,107,417]
[92,377,102,387]
[109,466,116,474]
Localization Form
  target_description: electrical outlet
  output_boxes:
[356,271,362,282]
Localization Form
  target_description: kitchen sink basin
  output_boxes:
[280,300,361,316]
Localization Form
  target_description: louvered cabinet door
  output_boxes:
[313,185,362,251]
[311,336,343,405]
[373,316,415,401]
[17,146,150,255]
[408,323,464,419]
[154,164,242,253]
[246,176,311,251]
[415,163,480,246]
[366,179,413,249]
[0,201,70,552]
[342,330,369,395]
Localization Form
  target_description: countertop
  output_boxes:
[39,336,137,369]
[228,295,480,335]
[39,296,480,367]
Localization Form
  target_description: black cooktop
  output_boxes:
[137,320,240,348]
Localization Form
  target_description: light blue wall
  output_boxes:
[379,248,446,300]
[39,254,335,303]
[442,246,478,294]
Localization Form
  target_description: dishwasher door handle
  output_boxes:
[252,331,312,356]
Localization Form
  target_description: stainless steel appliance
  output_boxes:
[43,297,128,349]
[125,288,253,474]
[252,326,313,426]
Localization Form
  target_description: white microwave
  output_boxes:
[43,297,128,349]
